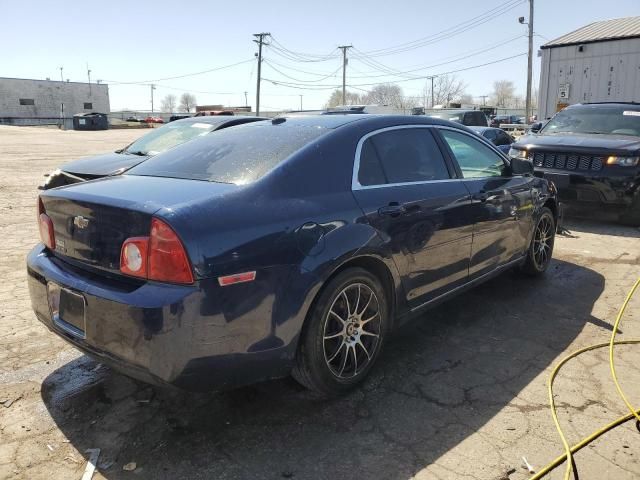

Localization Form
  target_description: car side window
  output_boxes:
[357,128,451,186]
[439,129,507,178]
[474,112,486,125]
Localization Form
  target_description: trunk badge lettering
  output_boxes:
[73,216,89,229]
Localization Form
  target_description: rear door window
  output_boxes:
[439,129,507,178]
[357,127,451,186]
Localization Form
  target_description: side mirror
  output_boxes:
[530,122,542,133]
[510,157,534,176]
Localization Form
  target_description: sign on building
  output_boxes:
[558,83,570,100]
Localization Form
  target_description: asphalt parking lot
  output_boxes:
[0,125,639,480]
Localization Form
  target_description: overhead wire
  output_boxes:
[105,58,255,85]
[358,0,526,57]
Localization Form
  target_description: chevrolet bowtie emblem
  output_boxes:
[73,216,89,229]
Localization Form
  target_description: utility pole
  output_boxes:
[253,32,270,116]
[479,95,488,106]
[244,91,248,107]
[87,63,92,97]
[59,67,64,82]
[525,0,534,123]
[299,95,303,110]
[425,76,436,108]
[338,45,352,105]
[150,84,156,114]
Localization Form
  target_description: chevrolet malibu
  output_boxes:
[27,115,559,395]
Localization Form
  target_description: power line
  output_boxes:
[358,0,525,57]
[263,52,527,91]
[105,58,255,85]
[264,61,341,83]
[347,35,525,79]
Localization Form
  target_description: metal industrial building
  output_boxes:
[0,77,110,127]
[537,16,640,119]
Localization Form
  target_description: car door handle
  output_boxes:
[378,203,406,217]
[472,191,489,202]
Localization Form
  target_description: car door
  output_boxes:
[352,126,474,308]
[436,127,535,279]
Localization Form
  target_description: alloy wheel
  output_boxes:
[322,283,382,379]
[533,215,553,269]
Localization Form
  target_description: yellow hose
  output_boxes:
[531,277,640,480]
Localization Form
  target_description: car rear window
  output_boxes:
[127,123,328,184]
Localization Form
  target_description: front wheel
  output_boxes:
[292,268,389,396]
[521,207,555,275]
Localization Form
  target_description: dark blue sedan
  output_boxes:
[27,115,559,395]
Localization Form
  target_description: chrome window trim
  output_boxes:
[351,125,458,191]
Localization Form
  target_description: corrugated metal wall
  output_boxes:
[538,38,640,119]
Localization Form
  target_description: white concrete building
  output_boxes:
[538,16,640,119]
[0,77,110,126]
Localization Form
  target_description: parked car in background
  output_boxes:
[144,116,165,124]
[490,115,523,128]
[510,102,640,225]
[126,116,142,122]
[426,109,489,127]
[41,116,267,189]
[469,126,515,154]
[28,115,558,396]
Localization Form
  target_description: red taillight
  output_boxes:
[119,218,193,284]
[37,197,56,250]
[148,218,194,284]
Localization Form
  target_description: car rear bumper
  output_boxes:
[26,245,295,391]
[534,168,640,222]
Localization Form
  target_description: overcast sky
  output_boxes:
[2,0,638,111]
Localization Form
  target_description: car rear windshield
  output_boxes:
[542,105,640,137]
[124,121,218,156]
[127,123,328,184]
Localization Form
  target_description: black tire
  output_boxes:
[521,207,555,276]
[292,267,390,396]
[618,196,640,227]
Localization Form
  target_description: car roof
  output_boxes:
[569,102,640,109]
[239,114,475,133]
[172,115,267,127]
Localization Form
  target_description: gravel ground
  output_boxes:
[0,125,639,480]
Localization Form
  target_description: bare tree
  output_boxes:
[361,83,405,107]
[325,89,363,108]
[490,80,516,107]
[161,94,177,113]
[179,93,197,113]
[458,93,475,105]
[424,75,467,107]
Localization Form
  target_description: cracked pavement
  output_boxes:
[0,125,639,480]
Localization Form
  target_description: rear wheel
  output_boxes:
[292,268,389,396]
[521,207,555,275]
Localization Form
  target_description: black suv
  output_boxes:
[426,109,488,127]
[509,103,640,225]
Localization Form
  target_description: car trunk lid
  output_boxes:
[40,175,237,276]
